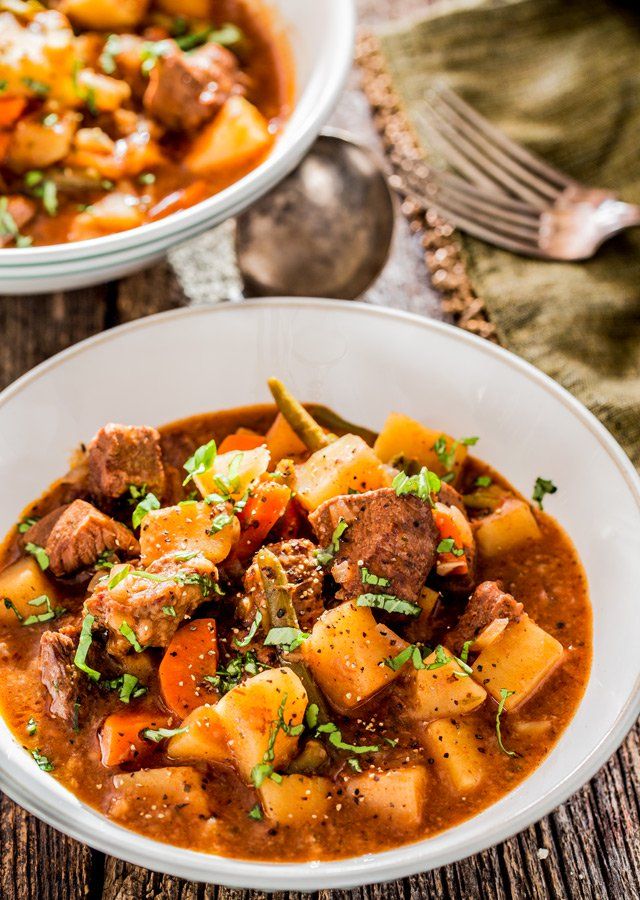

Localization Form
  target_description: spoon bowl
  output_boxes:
[235,132,395,299]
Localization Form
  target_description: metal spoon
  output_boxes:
[235,131,396,300]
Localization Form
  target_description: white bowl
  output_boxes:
[1,299,639,888]
[0,2,355,295]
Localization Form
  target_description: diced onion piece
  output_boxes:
[472,617,509,652]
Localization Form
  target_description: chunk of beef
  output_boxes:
[143,42,241,132]
[309,488,438,606]
[87,423,166,501]
[85,553,217,656]
[243,538,324,631]
[0,196,36,246]
[447,580,524,652]
[39,626,81,721]
[25,500,139,577]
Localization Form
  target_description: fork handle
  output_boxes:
[603,199,640,231]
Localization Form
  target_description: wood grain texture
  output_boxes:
[0,0,638,897]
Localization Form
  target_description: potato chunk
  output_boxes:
[0,10,78,105]
[302,602,406,714]
[185,97,273,176]
[215,667,307,782]
[403,647,487,721]
[167,705,229,765]
[294,434,391,512]
[475,498,541,557]
[345,767,427,829]
[0,557,58,625]
[110,766,209,820]
[260,774,334,825]
[424,718,484,794]
[67,193,145,242]
[61,0,149,30]
[140,501,239,567]
[373,413,467,483]
[76,69,131,112]
[472,614,564,711]
[6,111,78,173]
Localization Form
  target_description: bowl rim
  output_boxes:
[0,0,356,267]
[1,297,639,889]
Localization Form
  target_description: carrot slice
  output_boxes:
[99,709,171,767]
[159,619,219,717]
[218,432,266,454]
[0,97,26,128]
[433,504,471,576]
[235,481,291,560]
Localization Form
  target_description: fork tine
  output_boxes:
[422,195,547,257]
[414,109,507,195]
[428,91,561,204]
[419,102,552,209]
[434,86,576,190]
[392,174,546,256]
[398,165,540,222]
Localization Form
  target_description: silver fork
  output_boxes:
[390,86,640,260]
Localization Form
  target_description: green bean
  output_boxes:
[267,377,330,452]
[256,549,334,730]
[307,404,378,446]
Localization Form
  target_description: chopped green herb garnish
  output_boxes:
[305,703,319,729]
[206,650,269,694]
[132,491,160,529]
[31,748,54,771]
[392,466,441,505]
[250,695,301,788]
[17,516,38,534]
[115,673,144,703]
[436,538,465,557]
[460,640,473,664]
[96,550,116,570]
[496,688,517,756]
[316,722,379,755]
[532,477,557,510]
[99,34,121,74]
[142,726,188,743]
[25,542,49,571]
[347,757,363,772]
[138,172,156,185]
[176,21,243,51]
[361,566,390,587]
[207,512,233,535]
[248,803,263,821]
[433,435,478,474]
[264,626,309,652]
[3,598,23,622]
[162,605,176,617]
[315,518,347,566]
[119,620,143,652]
[42,111,58,127]
[74,614,101,681]
[139,39,173,76]
[108,565,131,589]
[475,475,492,488]
[42,179,58,216]
[234,610,262,648]
[357,593,421,617]
[22,594,65,626]
[385,644,431,671]
[26,717,37,736]
[183,439,217,485]
[173,551,199,561]
[384,737,399,748]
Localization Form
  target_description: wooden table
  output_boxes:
[1,1,639,897]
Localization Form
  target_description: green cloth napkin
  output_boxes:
[379,0,640,467]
